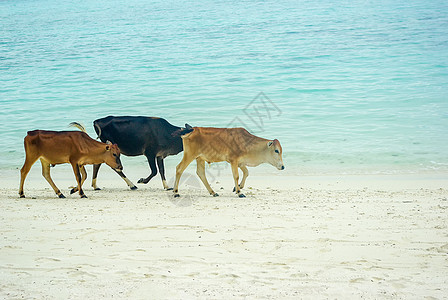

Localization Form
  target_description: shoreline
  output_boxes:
[2,164,448,193]
[3,150,448,179]
[1,167,447,298]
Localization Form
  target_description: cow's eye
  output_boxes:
[275,150,279,154]
[113,153,117,157]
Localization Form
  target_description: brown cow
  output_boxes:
[173,127,284,198]
[19,130,122,199]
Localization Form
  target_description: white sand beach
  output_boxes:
[1,166,447,299]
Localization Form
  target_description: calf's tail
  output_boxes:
[69,122,87,133]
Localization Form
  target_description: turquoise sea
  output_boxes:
[1,0,448,175]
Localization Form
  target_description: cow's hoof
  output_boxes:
[174,193,180,198]
[213,193,219,197]
[137,178,149,184]
[70,188,77,194]
[232,186,243,192]
[20,194,25,198]
[130,186,138,190]
[81,195,88,199]
[166,187,173,191]
[238,193,246,198]
[94,188,101,191]
[59,194,66,199]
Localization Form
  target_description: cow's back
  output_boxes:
[93,116,181,156]
[24,130,91,164]
[184,127,258,162]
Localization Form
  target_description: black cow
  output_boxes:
[91,116,192,190]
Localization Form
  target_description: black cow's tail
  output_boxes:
[69,122,87,133]
[172,123,194,137]
[93,121,102,140]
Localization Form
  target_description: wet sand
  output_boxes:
[1,167,447,299]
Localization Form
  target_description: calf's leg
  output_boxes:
[71,165,88,194]
[196,158,218,196]
[239,165,249,189]
[233,165,249,192]
[71,162,87,198]
[41,159,65,198]
[19,154,39,198]
[231,162,245,198]
[173,153,195,197]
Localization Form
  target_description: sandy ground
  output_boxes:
[1,166,447,299]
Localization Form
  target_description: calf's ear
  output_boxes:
[267,141,274,147]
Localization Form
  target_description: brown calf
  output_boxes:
[19,130,122,198]
[173,127,284,198]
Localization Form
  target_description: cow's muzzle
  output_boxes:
[115,162,123,172]
[115,158,123,172]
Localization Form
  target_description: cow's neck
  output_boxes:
[79,140,109,165]
[239,137,270,167]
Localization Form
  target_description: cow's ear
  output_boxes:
[105,145,110,151]
[267,141,274,147]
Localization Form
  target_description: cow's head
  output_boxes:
[267,139,285,170]
[104,143,123,171]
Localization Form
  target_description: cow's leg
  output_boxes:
[156,156,171,190]
[40,159,65,198]
[233,165,249,192]
[70,165,88,194]
[114,169,137,190]
[19,154,39,198]
[71,162,87,198]
[239,165,249,189]
[231,161,245,198]
[196,158,218,197]
[92,163,137,190]
[91,163,101,190]
[137,153,157,184]
[173,153,195,198]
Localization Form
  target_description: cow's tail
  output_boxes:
[172,123,194,137]
[93,121,102,140]
[69,122,87,133]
